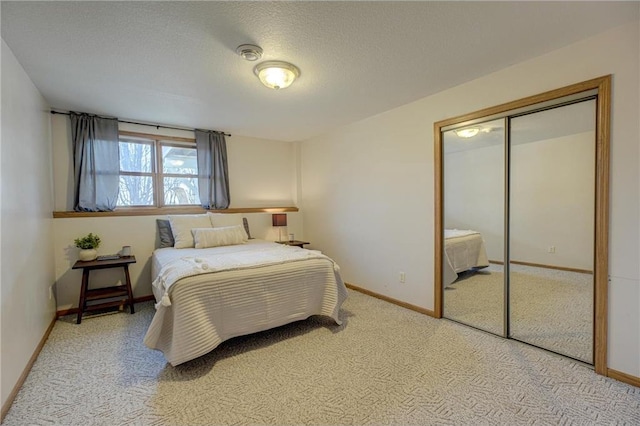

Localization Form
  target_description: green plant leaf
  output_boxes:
[74,233,101,249]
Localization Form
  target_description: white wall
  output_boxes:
[511,132,595,270]
[52,117,298,211]
[445,144,504,261]
[1,40,56,409]
[301,20,640,377]
[50,117,301,310]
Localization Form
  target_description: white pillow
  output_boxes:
[208,213,248,240]
[192,225,246,249]
[168,214,212,248]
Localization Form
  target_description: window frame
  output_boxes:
[157,141,200,207]
[117,131,199,209]
[118,137,157,207]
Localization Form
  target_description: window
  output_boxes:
[161,144,199,205]
[117,133,200,207]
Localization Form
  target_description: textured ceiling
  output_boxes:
[1,2,637,142]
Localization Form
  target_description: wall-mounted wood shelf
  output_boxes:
[53,206,299,218]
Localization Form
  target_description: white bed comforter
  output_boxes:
[144,240,347,366]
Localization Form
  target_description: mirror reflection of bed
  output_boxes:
[443,229,489,286]
[443,228,503,336]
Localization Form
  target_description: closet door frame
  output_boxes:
[434,75,611,375]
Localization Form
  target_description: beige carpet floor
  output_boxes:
[4,290,639,425]
[444,265,593,363]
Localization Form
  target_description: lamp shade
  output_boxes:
[272,213,287,227]
[254,61,300,90]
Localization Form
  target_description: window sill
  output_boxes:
[52,206,298,218]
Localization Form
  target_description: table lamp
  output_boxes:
[272,213,287,242]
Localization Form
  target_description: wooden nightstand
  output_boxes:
[72,256,137,324]
[276,240,310,248]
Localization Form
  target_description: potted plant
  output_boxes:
[74,233,101,261]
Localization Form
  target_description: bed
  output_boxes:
[443,229,490,286]
[143,239,347,366]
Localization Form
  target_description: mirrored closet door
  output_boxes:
[442,119,505,336]
[509,99,596,363]
[435,77,610,370]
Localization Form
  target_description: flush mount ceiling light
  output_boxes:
[253,61,301,90]
[455,127,480,138]
[236,44,263,61]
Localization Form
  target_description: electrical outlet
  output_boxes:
[399,272,406,283]
[548,246,556,253]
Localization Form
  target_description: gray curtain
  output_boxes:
[195,130,230,209]
[70,112,120,211]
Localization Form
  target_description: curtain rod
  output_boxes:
[50,110,231,137]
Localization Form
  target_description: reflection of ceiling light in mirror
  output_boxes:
[455,128,480,138]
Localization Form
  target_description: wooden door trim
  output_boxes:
[434,75,611,376]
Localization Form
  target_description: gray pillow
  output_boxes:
[157,219,175,248]
[242,217,253,239]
